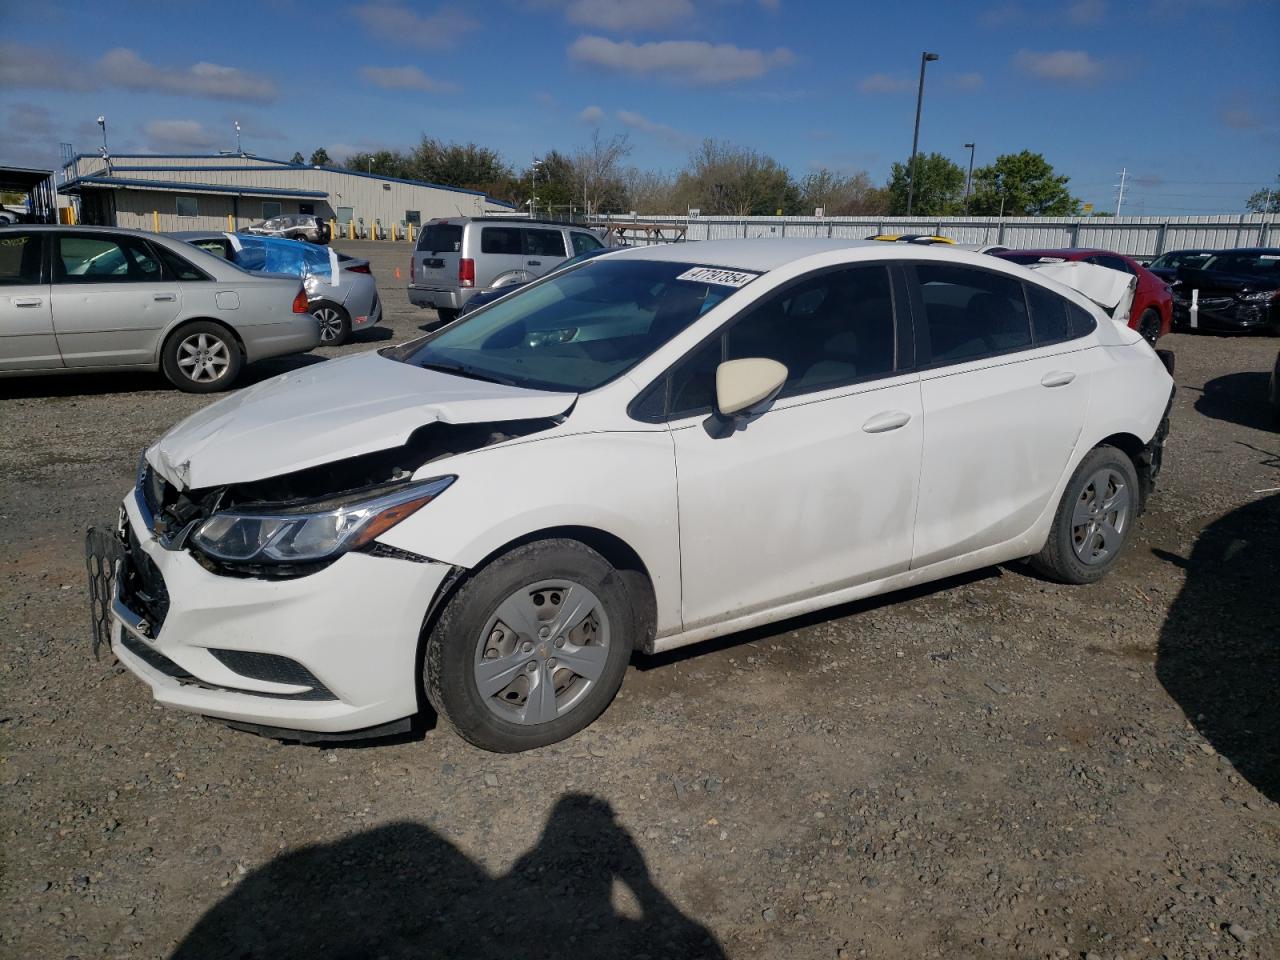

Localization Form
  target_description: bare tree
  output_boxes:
[672,139,797,216]
[620,166,677,215]
[572,130,632,216]
[799,168,889,216]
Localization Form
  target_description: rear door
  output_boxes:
[0,230,60,370]
[475,225,525,288]
[522,227,568,278]
[413,221,464,288]
[908,261,1091,568]
[50,232,183,367]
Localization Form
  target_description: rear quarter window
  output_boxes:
[481,227,522,255]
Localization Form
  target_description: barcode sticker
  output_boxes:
[676,267,759,288]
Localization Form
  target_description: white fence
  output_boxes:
[597,213,1277,257]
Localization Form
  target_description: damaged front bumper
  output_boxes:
[87,490,454,735]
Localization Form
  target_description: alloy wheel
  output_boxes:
[1071,468,1131,564]
[175,332,232,383]
[313,307,344,343]
[472,579,611,725]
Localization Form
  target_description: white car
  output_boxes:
[94,240,1174,751]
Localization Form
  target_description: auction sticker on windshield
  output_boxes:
[676,266,760,288]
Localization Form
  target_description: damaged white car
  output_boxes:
[89,240,1175,752]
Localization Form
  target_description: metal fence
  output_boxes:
[594,213,1278,257]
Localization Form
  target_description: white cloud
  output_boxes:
[359,65,455,92]
[565,0,693,30]
[98,48,277,102]
[568,35,793,85]
[1013,48,1103,83]
[350,2,478,49]
[857,73,912,94]
[616,109,690,145]
[579,105,604,124]
[143,120,221,150]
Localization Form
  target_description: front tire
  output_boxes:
[312,301,351,345]
[1030,446,1140,584]
[161,321,243,393]
[425,539,635,752]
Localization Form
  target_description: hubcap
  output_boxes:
[314,307,343,343]
[473,579,610,725]
[176,332,231,383]
[1071,468,1130,565]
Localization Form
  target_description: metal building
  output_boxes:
[57,153,514,236]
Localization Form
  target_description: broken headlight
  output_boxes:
[190,476,454,564]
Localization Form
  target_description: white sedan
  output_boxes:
[95,239,1174,751]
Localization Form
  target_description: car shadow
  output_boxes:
[1153,493,1280,803]
[1194,371,1278,433]
[0,353,328,399]
[170,793,726,960]
[351,326,395,343]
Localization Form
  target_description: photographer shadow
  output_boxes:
[172,793,726,960]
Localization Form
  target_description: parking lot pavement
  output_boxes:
[1,242,1277,959]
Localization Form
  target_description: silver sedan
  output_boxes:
[0,225,320,392]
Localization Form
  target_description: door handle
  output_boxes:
[862,410,912,433]
[153,294,177,302]
[13,297,43,307]
[527,260,541,266]
[1040,370,1076,388]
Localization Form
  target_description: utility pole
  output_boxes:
[963,142,976,209]
[1114,167,1128,217]
[906,51,940,217]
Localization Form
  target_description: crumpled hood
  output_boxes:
[148,351,576,490]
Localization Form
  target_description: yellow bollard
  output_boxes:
[408,223,414,244]
[348,221,355,240]
[226,213,233,231]
[391,222,398,242]
[329,218,336,240]
[152,210,159,231]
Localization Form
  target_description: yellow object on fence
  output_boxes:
[330,218,337,240]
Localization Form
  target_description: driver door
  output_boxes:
[664,264,924,630]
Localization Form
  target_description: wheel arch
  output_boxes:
[1096,431,1154,510]
[157,316,246,366]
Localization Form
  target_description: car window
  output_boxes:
[191,238,230,260]
[914,263,1032,365]
[56,235,164,284]
[666,265,898,417]
[481,227,522,256]
[417,222,462,253]
[392,259,739,393]
[1024,281,1076,344]
[571,232,604,255]
[1150,251,1212,271]
[1200,252,1280,279]
[155,244,210,281]
[524,229,567,258]
[0,233,41,285]
[1089,254,1136,276]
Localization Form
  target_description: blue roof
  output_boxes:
[65,152,517,207]
[60,175,328,199]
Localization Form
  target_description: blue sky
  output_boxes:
[2,0,1277,215]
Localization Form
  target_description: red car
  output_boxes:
[995,249,1173,343]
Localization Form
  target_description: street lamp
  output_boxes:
[97,115,108,158]
[905,51,939,217]
[963,142,976,208]
[234,120,242,155]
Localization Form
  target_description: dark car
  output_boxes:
[1170,248,1280,334]
[456,245,615,317]
[996,248,1173,343]
[1147,248,1215,284]
[1270,350,1280,419]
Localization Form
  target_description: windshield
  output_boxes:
[1198,251,1280,279]
[1149,251,1212,271]
[392,259,749,392]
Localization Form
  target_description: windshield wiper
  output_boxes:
[416,360,514,386]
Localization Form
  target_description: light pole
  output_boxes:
[531,156,543,219]
[96,115,108,158]
[234,120,242,155]
[963,142,975,208]
[905,51,939,217]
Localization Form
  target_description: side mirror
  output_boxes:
[705,358,787,438]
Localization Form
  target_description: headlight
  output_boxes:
[191,476,454,564]
[1238,289,1279,303]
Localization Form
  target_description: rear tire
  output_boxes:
[161,321,242,393]
[312,301,351,345]
[435,307,459,324]
[1030,446,1140,585]
[425,539,635,752]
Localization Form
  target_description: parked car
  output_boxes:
[172,231,381,345]
[1169,248,1280,334]
[408,217,608,321]
[1147,248,1216,284]
[0,225,318,392]
[951,243,1010,254]
[93,239,1173,751]
[867,234,955,244]
[241,214,330,244]
[456,245,616,318]
[996,248,1172,342]
[1270,349,1280,419]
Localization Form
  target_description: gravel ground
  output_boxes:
[2,240,1277,960]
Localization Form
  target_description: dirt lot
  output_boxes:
[1,240,1277,960]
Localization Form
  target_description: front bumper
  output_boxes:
[94,491,452,733]
[1172,298,1279,332]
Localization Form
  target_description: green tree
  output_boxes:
[968,150,1079,216]
[308,147,331,167]
[344,149,411,177]
[886,153,965,216]
[799,168,889,216]
[407,138,517,200]
[673,139,799,216]
[289,151,304,164]
[524,149,578,215]
[1245,175,1279,213]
